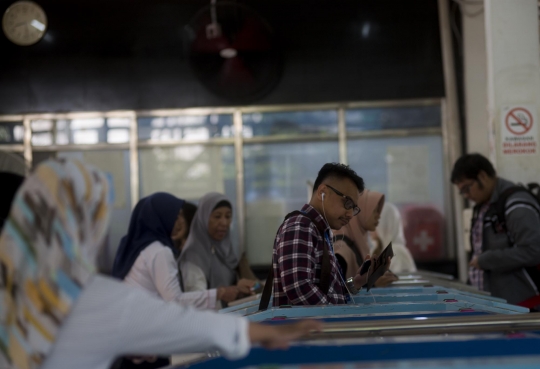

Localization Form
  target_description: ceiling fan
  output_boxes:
[184,0,282,103]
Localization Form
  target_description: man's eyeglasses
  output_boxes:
[458,180,476,195]
[325,184,361,216]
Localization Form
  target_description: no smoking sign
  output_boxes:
[501,105,538,155]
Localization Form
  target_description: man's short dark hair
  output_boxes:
[451,153,496,183]
[313,163,365,193]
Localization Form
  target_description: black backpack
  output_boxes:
[482,182,540,294]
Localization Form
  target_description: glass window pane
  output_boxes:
[137,114,234,141]
[32,132,53,146]
[0,122,24,145]
[347,135,449,261]
[30,119,54,146]
[107,129,130,143]
[138,145,239,245]
[243,141,340,265]
[107,117,131,128]
[32,118,132,146]
[346,106,441,132]
[31,119,53,132]
[242,110,338,137]
[70,118,106,144]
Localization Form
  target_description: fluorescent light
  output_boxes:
[362,22,371,39]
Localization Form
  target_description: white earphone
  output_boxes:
[322,192,325,201]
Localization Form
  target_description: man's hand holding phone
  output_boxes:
[352,243,394,292]
[353,255,372,290]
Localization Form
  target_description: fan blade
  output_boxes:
[219,56,254,91]
[230,17,272,51]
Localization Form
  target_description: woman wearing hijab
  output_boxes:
[333,190,397,286]
[371,202,417,274]
[0,159,320,369]
[112,193,241,310]
[180,192,255,293]
[112,193,244,369]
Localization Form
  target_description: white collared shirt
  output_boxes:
[124,241,216,309]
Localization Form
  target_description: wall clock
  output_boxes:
[2,1,47,46]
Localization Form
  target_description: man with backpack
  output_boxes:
[451,153,540,309]
[259,163,375,309]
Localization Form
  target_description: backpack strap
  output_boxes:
[258,210,331,311]
[489,186,540,234]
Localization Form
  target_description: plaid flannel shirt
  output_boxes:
[469,203,490,290]
[272,204,347,306]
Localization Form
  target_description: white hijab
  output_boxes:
[372,202,417,273]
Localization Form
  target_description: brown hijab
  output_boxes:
[333,190,385,274]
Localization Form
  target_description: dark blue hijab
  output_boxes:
[112,192,184,280]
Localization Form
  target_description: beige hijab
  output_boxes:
[333,190,385,275]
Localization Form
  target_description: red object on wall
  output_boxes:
[401,205,445,261]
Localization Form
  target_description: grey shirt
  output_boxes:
[477,178,540,304]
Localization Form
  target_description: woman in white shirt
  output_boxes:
[180,192,257,293]
[112,193,244,310]
[0,159,320,369]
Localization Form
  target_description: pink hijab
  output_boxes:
[334,189,385,260]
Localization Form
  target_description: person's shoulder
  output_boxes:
[143,241,175,258]
[497,177,540,206]
[506,190,539,206]
[281,212,316,232]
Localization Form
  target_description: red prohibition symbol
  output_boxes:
[505,108,533,135]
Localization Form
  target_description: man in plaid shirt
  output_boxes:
[272,163,371,306]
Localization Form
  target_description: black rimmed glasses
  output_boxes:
[458,180,477,195]
[325,184,361,216]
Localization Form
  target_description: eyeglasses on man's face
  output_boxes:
[325,184,361,216]
[458,180,477,195]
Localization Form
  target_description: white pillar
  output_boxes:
[462,2,490,156]
[485,0,540,182]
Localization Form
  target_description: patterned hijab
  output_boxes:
[179,192,239,289]
[0,159,111,369]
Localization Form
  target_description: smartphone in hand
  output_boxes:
[366,243,394,291]
[359,259,371,276]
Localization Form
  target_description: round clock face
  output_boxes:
[2,1,47,46]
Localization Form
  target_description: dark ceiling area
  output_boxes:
[0,0,444,114]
